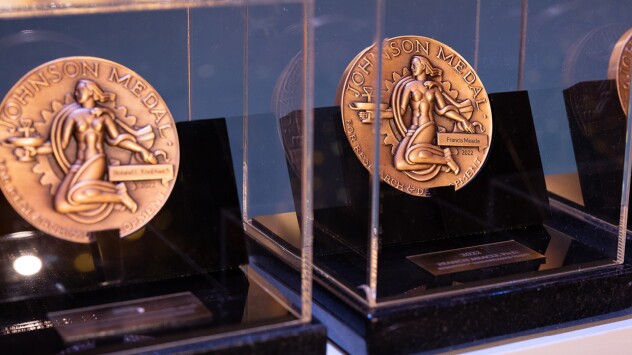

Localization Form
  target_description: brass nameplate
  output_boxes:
[436,132,488,148]
[48,292,212,343]
[108,164,174,184]
[407,240,545,276]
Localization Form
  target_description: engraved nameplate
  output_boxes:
[407,240,545,276]
[48,292,212,343]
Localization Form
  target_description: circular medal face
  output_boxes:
[338,36,493,196]
[0,56,180,243]
[608,28,632,115]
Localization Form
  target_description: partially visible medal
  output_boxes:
[338,36,493,196]
[0,56,180,243]
[608,28,632,115]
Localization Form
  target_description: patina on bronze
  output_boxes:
[608,28,632,115]
[338,36,492,196]
[0,56,179,243]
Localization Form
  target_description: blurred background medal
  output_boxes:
[608,28,632,115]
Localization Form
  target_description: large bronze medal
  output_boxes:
[338,36,492,196]
[608,28,632,115]
[0,57,180,243]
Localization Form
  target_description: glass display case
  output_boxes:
[246,0,632,353]
[0,1,324,353]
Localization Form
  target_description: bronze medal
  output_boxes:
[608,28,632,115]
[338,36,492,196]
[0,56,180,243]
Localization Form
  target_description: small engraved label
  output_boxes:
[109,164,173,184]
[407,240,545,276]
[437,132,488,148]
[48,292,212,343]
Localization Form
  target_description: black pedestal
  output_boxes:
[250,207,632,354]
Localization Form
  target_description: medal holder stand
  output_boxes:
[0,118,324,354]
[90,229,124,282]
[249,90,632,354]
[562,80,630,229]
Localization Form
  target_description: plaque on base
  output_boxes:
[48,292,213,343]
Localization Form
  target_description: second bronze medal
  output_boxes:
[338,36,493,196]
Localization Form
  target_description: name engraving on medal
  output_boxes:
[407,240,545,276]
[109,164,173,184]
[437,132,488,148]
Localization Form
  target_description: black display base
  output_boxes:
[321,262,632,354]
[0,269,244,353]
[162,320,326,355]
[0,281,325,354]
[250,212,632,354]
[0,257,326,354]
[563,79,628,225]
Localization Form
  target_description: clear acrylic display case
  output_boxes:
[312,0,630,305]
[246,0,632,353]
[0,1,322,353]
